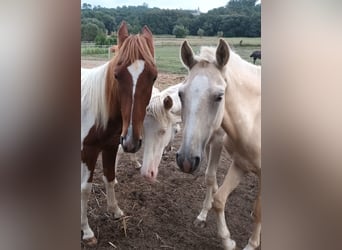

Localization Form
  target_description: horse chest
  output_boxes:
[82,121,122,148]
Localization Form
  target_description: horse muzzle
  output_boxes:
[120,135,142,153]
[176,152,201,174]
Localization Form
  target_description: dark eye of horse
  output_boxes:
[214,94,224,102]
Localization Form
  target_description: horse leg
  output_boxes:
[243,177,261,250]
[213,161,244,250]
[253,57,256,64]
[81,147,100,246]
[194,132,223,228]
[102,146,124,218]
[114,145,124,184]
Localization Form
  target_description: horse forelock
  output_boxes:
[146,93,178,128]
[116,34,155,68]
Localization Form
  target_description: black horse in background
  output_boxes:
[250,50,261,64]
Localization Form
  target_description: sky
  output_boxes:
[81,0,236,13]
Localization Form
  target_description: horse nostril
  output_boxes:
[176,152,180,162]
[194,156,200,168]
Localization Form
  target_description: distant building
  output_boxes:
[191,7,201,16]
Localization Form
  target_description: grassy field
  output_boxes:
[81,36,261,74]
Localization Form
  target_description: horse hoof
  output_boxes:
[83,236,97,247]
[134,162,142,169]
[242,242,258,250]
[108,207,124,219]
[223,238,236,250]
[193,218,206,228]
[114,209,124,219]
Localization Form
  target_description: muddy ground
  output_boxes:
[81,60,260,250]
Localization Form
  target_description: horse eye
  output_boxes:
[214,93,224,102]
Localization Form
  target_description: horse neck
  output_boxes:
[221,58,261,144]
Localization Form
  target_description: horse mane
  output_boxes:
[146,89,180,128]
[196,46,261,91]
[81,62,111,129]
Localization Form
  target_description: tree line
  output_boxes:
[81,0,260,42]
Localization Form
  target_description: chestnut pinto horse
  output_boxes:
[81,21,157,246]
[176,39,261,250]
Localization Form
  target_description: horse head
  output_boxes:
[176,39,230,173]
[112,21,157,153]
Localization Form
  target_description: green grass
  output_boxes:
[81,37,261,74]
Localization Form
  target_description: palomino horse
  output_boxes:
[116,83,182,182]
[176,39,261,250]
[81,21,157,246]
[140,83,182,181]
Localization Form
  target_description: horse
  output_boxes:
[176,39,261,250]
[139,83,182,181]
[250,50,261,64]
[81,21,157,246]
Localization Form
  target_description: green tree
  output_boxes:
[197,28,204,38]
[172,25,188,38]
[81,23,100,41]
[81,18,106,33]
[94,33,107,45]
[82,3,92,9]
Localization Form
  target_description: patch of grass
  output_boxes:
[81,37,261,73]
[155,46,187,74]
[81,47,108,56]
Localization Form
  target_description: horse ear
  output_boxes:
[181,40,197,69]
[141,25,153,40]
[163,95,173,111]
[216,39,230,69]
[141,25,154,57]
[118,21,129,47]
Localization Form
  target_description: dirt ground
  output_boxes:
[81,60,260,250]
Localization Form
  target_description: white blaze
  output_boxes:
[127,60,145,126]
[184,75,210,145]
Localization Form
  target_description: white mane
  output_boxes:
[146,83,182,127]
[197,46,261,91]
[81,62,110,128]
